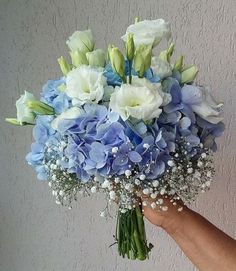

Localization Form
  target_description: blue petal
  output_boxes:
[181,105,196,123]
[181,85,202,105]
[89,142,106,163]
[186,135,200,146]
[128,151,142,163]
[179,117,191,129]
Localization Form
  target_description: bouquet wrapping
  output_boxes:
[6,18,224,260]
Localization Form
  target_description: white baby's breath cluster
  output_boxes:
[43,135,215,215]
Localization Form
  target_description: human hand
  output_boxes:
[141,195,185,233]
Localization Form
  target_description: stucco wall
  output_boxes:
[0,0,235,270]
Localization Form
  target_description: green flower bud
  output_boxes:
[159,43,174,63]
[70,49,88,68]
[5,118,24,126]
[27,100,55,115]
[125,33,135,61]
[174,55,184,71]
[86,49,106,67]
[107,44,114,61]
[167,43,174,60]
[109,47,126,82]
[134,45,152,77]
[181,65,198,84]
[57,56,71,75]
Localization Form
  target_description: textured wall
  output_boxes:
[0,0,235,270]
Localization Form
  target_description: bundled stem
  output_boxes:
[128,60,132,84]
[115,205,153,260]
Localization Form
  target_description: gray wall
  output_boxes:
[0,0,235,270]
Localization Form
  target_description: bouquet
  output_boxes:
[6,18,224,261]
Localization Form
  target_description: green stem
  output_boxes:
[132,209,146,260]
[115,206,152,261]
[128,60,132,84]
[135,206,146,242]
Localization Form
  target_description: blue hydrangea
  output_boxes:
[26,71,224,184]
[53,102,175,181]
[162,77,196,122]
[196,116,225,151]
[161,76,224,151]
[41,78,71,114]
[26,115,56,180]
[56,104,130,181]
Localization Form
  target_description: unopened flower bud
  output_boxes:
[27,100,55,115]
[181,65,198,84]
[5,118,23,126]
[70,49,88,67]
[109,47,126,82]
[134,17,139,24]
[159,42,174,63]
[134,45,152,77]
[125,33,135,61]
[174,55,184,71]
[86,49,106,67]
[57,56,71,75]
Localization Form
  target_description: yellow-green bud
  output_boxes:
[70,49,88,68]
[125,33,135,61]
[27,100,55,115]
[174,55,184,71]
[135,17,139,24]
[159,43,175,63]
[181,65,198,84]
[167,43,174,59]
[57,56,71,75]
[134,45,152,77]
[109,47,126,81]
[5,118,23,126]
[107,44,115,61]
[86,49,106,67]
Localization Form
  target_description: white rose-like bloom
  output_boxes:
[65,66,107,105]
[51,107,83,130]
[121,19,172,47]
[66,30,94,53]
[190,86,223,124]
[110,77,165,121]
[151,56,172,79]
[16,91,36,124]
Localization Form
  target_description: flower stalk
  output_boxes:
[128,60,132,84]
[115,205,152,260]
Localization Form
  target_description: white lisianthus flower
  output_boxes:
[121,19,172,48]
[51,107,83,130]
[16,91,36,124]
[190,86,223,124]
[66,30,94,53]
[65,66,107,105]
[110,77,166,121]
[151,56,172,79]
